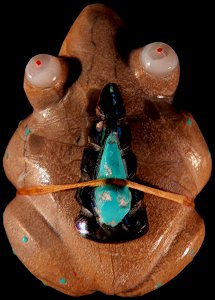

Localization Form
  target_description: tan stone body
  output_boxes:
[3,4,211,297]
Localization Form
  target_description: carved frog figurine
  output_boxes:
[3,4,212,297]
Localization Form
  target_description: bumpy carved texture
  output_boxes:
[3,4,212,297]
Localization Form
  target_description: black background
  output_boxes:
[0,0,214,299]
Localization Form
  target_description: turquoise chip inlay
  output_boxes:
[155,282,163,289]
[189,249,195,257]
[59,278,67,285]
[25,127,31,136]
[22,236,28,243]
[186,117,192,125]
[95,132,131,226]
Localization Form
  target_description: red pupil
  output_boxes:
[36,60,42,66]
[157,47,163,53]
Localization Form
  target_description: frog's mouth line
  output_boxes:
[16,174,193,207]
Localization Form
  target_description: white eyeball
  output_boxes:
[140,42,179,77]
[25,54,62,88]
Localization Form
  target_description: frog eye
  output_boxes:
[25,54,62,88]
[140,42,179,77]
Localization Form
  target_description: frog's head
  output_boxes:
[23,3,180,144]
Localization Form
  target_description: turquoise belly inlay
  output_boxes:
[95,132,131,226]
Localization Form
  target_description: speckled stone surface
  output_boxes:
[3,3,212,297]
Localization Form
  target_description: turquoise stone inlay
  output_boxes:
[22,236,28,243]
[59,278,67,285]
[186,117,192,125]
[155,282,163,289]
[25,127,31,136]
[95,132,131,226]
[189,248,195,257]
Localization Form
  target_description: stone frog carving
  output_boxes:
[3,3,212,298]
